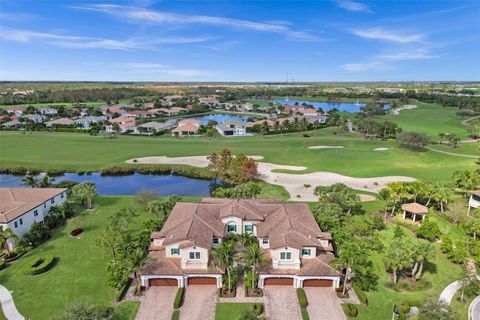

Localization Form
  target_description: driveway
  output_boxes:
[304,287,346,320]
[135,286,177,320]
[180,286,217,320]
[264,286,301,320]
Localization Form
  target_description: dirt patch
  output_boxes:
[374,148,389,151]
[308,146,344,150]
[391,104,417,115]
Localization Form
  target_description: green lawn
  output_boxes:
[215,303,262,320]
[0,126,476,181]
[0,196,190,320]
[380,100,467,138]
[356,224,464,320]
[112,301,141,320]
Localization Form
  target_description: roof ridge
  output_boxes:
[185,204,200,239]
[194,214,222,236]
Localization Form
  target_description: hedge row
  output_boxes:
[352,284,368,306]
[115,277,133,302]
[173,288,184,309]
[0,166,66,176]
[23,256,56,275]
[342,303,358,318]
[171,309,180,320]
[99,165,215,180]
[296,288,309,308]
[300,308,310,320]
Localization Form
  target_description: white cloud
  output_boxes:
[341,61,393,72]
[119,62,212,78]
[378,49,438,61]
[336,1,372,13]
[74,4,322,41]
[350,27,424,43]
[0,27,213,50]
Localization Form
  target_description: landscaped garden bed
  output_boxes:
[23,256,57,275]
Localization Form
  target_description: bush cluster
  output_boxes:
[23,256,56,275]
[342,303,358,318]
[353,284,368,306]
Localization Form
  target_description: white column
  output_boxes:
[413,214,416,222]
[422,215,426,221]
[403,210,406,219]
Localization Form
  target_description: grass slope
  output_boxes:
[0,127,476,181]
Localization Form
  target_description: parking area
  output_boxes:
[135,286,177,320]
[180,285,217,320]
[264,286,301,320]
[304,287,346,320]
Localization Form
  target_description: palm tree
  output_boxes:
[127,248,147,292]
[0,228,19,256]
[38,175,55,188]
[332,242,362,295]
[433,182,453,213]
[411,240,435,283]
[72,182,97,209]
[377,188,391,219]
[210,241,236,293]
[387,182,404,215]
[244,243,265,292]
[21,174,38,188]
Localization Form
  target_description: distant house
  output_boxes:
[45,118,75,127]
[137,121,176,133]
[401,203,428,223]
[301,108,319,117]
[38,107,58,115]
[199,97,219,105]
[216,120,247,136]
[155,108,182,116]
[5,107,26,117]
[126,110,152,118]
[0,188,68,249]
[246,119,275,128]
[74,116,107,129]
[1,120,22,129]
[100,106,127,117]
[21,114,44,123]
[468,191,480,215]
[109,117,135,124]
[237,103,253,112]
[171,119,201,136]
[281,105,304,114]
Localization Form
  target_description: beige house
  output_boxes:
[171,119,201,136]
[402,202,428,222]
[140,198,340,289]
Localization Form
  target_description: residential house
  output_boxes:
[38,107,58,115]
[301,108,319,117]
[216,120,248,136]
[199,97,219,106]
[155,107,188,116]
[281,105,304,114]
[106,117,137,133]
[171,119,201,136]
[100,106,127,117]
[140,198,340,289]
[468,190,480,215]
[1,120,22,129]
[21,114,44,123]
[137,121,176,133]
[236,103,254,112]
[74,116,107,130]
[0,188,68,249]
[5,107,25,117]
[45,118,75,127]
[126,110,152,119]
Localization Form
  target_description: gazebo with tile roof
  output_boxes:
[402,202,428,223]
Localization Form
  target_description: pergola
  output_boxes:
[402,202,428,223]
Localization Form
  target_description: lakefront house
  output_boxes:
[140,198,341,289]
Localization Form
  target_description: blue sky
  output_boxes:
[0,0,479,81]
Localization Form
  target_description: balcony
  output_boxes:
[272,259,301,269]
[181,259,207,269]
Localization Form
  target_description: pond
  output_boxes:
[181,113,250,125]
[256,99,390,113]
[0,173,216,197]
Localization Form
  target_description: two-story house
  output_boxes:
[140,198,340,289]
[215,120,248,136]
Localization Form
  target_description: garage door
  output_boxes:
[187,277,217,285]
[264,278,294,286]
[149,278,178,286]
[303,279,333,287]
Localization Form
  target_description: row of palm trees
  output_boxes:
[21,174,55,188]
[210,233,266,294]
[378,180,455,216]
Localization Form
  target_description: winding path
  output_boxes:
[0,285,25,320]
[468,295,480,320]
[426,147,480,159]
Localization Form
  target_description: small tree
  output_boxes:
[418,296,456,320]
[416,220,441,241]
[56,301,112,320]
[72,182,97,209]
[396,131,429,151]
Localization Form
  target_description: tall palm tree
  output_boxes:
[0,228,19,256]
[210,241,236,293]
[127,248,147,292]
[332,242,362,295]
[72,182,97,209]
[39,175,55,188]
[244,243,265,291]
[433,182,453,213]
[377,188,391,219]
[21,175,38,188]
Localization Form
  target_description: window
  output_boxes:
[14,221,18,228]
[301,249,311,256]
[44,203,47,208]
[244,225,253,232]
[51,198,55,204]
[212,238,219,244]
[170,248,180,256]
[61,192,64,199]
[280,252,292,260]
[19,218,23,225]
[189,252,201,260]
[262,238,269,245]
[227,224,236,233]
[34,210,38,217]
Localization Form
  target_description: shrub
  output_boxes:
[416,220,441,241]
[173,288,184,309]
[238,310,257,320]
[341,303,358,318]
[296,288,309,308]
[23,256,56,275]
[353,285,368,306]
[0,259,6,271]
[300,308,310,320]
[115,277,132,302]
[251,303,264,316]
[171,309,180,320]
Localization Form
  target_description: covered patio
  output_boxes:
[402,202,428,223]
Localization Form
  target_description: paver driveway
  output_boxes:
[135,286,177,320]
[264,286,301,320]
[180,286,217,320]
[304,287,346,320]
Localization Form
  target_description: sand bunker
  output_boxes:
[374,148,389,151]
[128,155,415,202]
[392,104,417,115]
[308,146,344,150]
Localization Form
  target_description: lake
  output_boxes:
[0,173,215,196]
[270,99,367,112]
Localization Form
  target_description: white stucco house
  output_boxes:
[140,198,340,289]
[468,190,480,215]
[0,188,68,250]
[215,120,249,136]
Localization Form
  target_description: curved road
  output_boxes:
[469,295,480,320]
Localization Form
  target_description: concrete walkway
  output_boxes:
[469,295,480,320]
[427,147,480,159]
[0,285,25,320]
[439,276,480,305]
